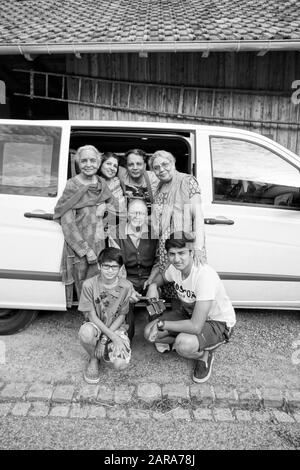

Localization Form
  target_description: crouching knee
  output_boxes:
[78,323,98,346]
[174,333,198,358]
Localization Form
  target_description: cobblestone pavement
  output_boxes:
[1,308,299,433]
[0,380,299,424]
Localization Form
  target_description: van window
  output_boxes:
[0,125,61,197]
[210,137,300,209]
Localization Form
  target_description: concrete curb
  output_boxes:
[0,381,299,423]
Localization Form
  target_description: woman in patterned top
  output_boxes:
[148,150,206,298]
[98,152,127,216]
[54,145,116,307]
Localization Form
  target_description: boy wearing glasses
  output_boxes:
[144,232,236,383]
[78,247,132,384]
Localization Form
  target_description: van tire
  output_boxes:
[0,309,38,335]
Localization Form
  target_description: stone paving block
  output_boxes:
[28,402,50,417]
[114,386,135,405]
[70,404,89,419]
[292,411,300,423]
[107,407,127,420]
[77,385,99,402]
[0,403,12,416]
[49,405,70,418]
[285,390,300,409]
[128,409,152,420]
[162,384,189,401]
[171,407,191,420]
[262,388,283,408]
[251,411,272,423]
[238,389,262,408]
[152,411,173,421]
[213,386,239,407]
[52,385,75,403]
[97,385,114,404]
[193,408,213,421]
[272,410,295,424]
[0,383,28,400]
[26,383,53,402]
[86,405,107,419]
[137,383,161,403]
[11,402,31,417]
[190,384,214,405]
[213,408,235,422]
[235,410,252,422]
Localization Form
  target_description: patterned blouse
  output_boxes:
[154,175,201,286]
[154,175,201,240]
[106,177,127,214]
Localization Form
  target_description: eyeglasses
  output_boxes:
[101,264,120,271]
[152,161,171,172]
[128,211,147,217]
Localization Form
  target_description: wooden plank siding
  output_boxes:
[66,51,300,155]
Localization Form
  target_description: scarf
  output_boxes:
[53,175,113,220]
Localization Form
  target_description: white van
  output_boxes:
[0,119,300,334]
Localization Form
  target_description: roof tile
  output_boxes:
[0,0,299,45]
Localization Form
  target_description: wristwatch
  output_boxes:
[157,320,165,331]
[100,334,109,344]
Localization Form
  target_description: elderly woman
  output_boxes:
[149,150,206,297]
[54,145,115,306]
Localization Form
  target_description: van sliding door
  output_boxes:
[0,121,70,310]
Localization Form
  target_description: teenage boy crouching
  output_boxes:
[144,232,236,383]
[78,247,132,384]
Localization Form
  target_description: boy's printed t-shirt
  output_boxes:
[78,275,132,327]
[164,264,236,328]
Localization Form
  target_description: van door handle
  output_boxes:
[24,212,54,220]
[204,217,234,225]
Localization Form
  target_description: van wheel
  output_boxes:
[0,309,38,335]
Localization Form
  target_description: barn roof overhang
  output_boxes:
[0,40,300,59]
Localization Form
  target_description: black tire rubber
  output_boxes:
[0,309,38,335]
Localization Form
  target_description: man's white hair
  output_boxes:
[128,198,148,213]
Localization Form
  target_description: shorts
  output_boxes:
[159,309,233,352]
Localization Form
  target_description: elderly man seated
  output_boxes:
[109,198,159,340]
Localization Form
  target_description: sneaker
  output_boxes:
[192,351,215,383]
[154,342,171,353]
[83,358,100,384]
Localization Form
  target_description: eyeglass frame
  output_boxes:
[100,263,120,271]
[128,211,148,217]
[152,161,172,172]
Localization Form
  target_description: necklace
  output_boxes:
[160,179,173,192]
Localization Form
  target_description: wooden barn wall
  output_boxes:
[66,51,300,155]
